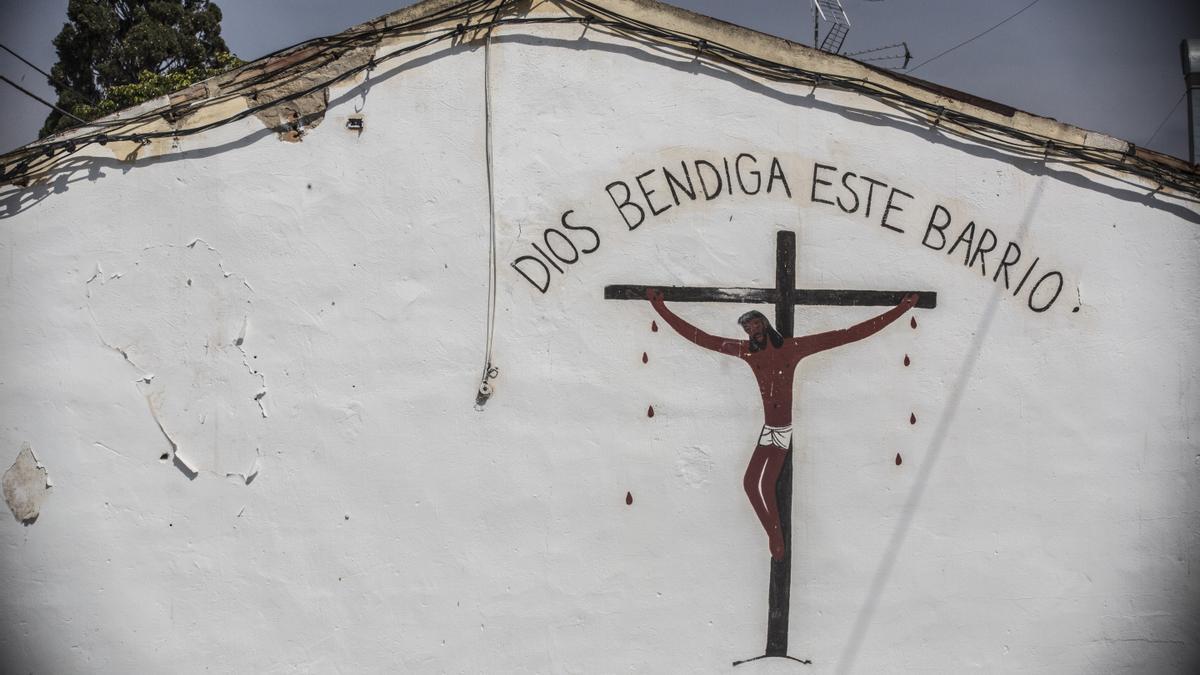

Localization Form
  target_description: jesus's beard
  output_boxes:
[747,327,784,352]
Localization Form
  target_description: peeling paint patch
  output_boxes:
[93,441,135,462]
[86,240,268,482]
[674,445,713,487]
[3,443,50,525]
[246,45,375,142]
[226,449,261,486]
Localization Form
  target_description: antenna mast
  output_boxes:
[811,0,851,54]
[811,0,912,69]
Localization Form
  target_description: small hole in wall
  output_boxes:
[159,453,169,461]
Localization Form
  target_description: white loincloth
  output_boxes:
[758,424,793,449]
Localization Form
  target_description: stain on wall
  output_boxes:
[3,443,49,525]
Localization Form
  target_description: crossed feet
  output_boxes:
[769,530,785,561]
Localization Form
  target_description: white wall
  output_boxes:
[2,11,1198,673]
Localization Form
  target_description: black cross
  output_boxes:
[604,230,936,666]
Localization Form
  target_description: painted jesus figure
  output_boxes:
[646,288,919,560]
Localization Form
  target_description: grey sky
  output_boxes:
[1,0,1197,159]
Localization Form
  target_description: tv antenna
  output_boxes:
[811,0,851,54]
[811,0,912,69]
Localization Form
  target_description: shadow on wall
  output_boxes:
[1,27,1197,225]
[496,31,1200,225]
[0,41,479,220]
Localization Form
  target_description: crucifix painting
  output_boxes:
[605,230,936,666]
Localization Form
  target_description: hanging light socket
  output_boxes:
[473,381,493,410]
[473,365,499,411]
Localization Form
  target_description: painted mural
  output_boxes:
[606,230,934,665]
[503,148,1118,667]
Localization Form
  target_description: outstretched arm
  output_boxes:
[647,288,745,356]
[793,293,919,354]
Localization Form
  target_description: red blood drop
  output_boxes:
[895,453,903,465]
[910,316,917,329]
[642,352,648,364]
[903,354,910,367]
[651,321,659,332]
[647,405,655,418]
[909,412,917,425]
[625,491,633,505]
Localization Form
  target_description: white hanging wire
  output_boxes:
[476,17,500,410]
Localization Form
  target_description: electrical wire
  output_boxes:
[842,42,906,58]
[0,74,89,124]
[477,12,500,408]
[0,42,95,103]
[563,0,1195,195]
[908,0,1044,73]
[2,0,501,136]
[1,0,1195,201]
[1144,90,1186,148]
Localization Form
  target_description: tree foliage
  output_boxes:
[41,0,242,138]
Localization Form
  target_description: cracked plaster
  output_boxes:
[86,239,267,481]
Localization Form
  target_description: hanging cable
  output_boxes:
[908,0,1043,73]
[1,0,1196,200]
[475,12,500,411]
[1,74,89,125]
[1143,90,1186,148]
[0,42,96,103]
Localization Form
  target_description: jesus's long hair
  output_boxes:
[737,310,784,351]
